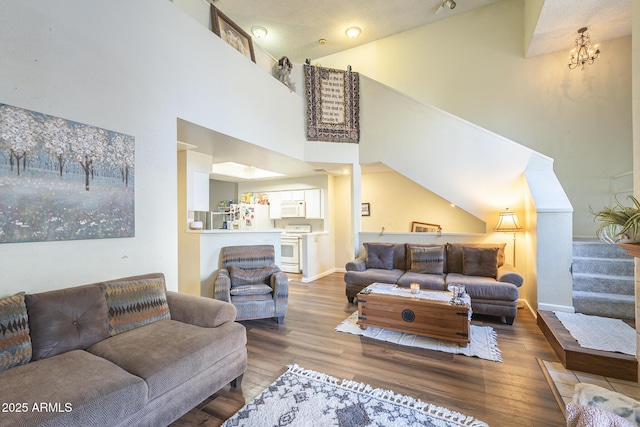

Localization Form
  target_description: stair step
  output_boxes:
[572,273,635,295]
[573,291,635,320]
[572,256,634,276]
[572,241,633,259]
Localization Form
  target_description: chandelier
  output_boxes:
[568,27,600,70]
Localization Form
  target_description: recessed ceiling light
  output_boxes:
[345,27,361,39]
[319,38,327,45]
[251,26,267,39]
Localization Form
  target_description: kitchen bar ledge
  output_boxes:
[185,229,285,234]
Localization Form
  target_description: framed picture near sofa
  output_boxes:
[361,203,370,216]
[210,5,255,63]
[411,221,441,233]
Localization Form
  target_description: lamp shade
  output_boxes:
[494,209,523,232]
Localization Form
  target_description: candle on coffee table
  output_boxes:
[410,283,420,294]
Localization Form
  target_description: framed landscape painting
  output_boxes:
[0,103,135,244]
[411,221,442,233]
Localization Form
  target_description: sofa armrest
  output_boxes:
[214,269,232,303]
[167,291,237,327]
[271,271,289,299]
[346,257,367,272]
[497,264,524,287]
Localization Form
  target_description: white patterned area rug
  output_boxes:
[336,312,502,362]
[222,364,488,427]
[554,311,636,356]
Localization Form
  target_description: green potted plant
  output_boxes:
[590,195,640,244]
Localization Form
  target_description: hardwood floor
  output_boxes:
[172,273,565,426]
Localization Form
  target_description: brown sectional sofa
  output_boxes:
[344,242,524,324]
[0,273,247,427]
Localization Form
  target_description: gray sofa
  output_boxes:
[0,273,247,427]
[345,242,524,324]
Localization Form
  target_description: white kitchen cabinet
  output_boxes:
[279,191,292,202]
[304,188,322,219]
[279,190,303,201]
[192,172,210,212]
[268,191,281,219]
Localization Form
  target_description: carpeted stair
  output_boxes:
[572,240,635,320]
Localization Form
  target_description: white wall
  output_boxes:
[361,171,486,234]
[0,0,314,295]
[316,0,632,237]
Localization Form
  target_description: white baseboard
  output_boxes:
[301,268,339,283]
[538,303,575,313]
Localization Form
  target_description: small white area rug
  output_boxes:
[554,311,636,356]
[222,364,488,427]
[335,312,502,362]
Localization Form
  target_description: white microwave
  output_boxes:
[281,200,306,218]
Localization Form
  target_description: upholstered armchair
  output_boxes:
[214,245,288,323]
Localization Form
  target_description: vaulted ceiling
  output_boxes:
[210,0,632,62]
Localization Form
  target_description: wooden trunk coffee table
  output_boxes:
[356,283,471,345]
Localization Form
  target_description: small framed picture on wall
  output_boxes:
[361,203,370,216]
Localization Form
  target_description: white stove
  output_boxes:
[281,225,311,273]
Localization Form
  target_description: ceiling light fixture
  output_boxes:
[434,0,456,15]
[345,27,361,39]
[319,38,327,45]
[568,27,600,70]
[251,26,267,39]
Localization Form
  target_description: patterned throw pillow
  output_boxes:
[0,292,32,371]
[566,403,635,427]
[229,265,279,286]
[364,243,395,270]
[572,383,640,426]
[408,246,444,274]
[461,246,499,278]
[101,277,171,336]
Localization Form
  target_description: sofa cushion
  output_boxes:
[25,284,110,361]
[364,243,395,269]
[344,268,405,287]
[0,349,147,427]
[222,245,276,269]
[462,246,499,278]
[229,265,278,286]
[407,245,445,274]
[0,292,31,372]
[446,273,519,301]
[87,319,247,400]
[397,272,446,291]
[446,243,506,274]
[231,294,274,303]
[230,284,273,296]
[101,275,171,336]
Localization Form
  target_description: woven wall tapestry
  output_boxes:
[304,64,359,143]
